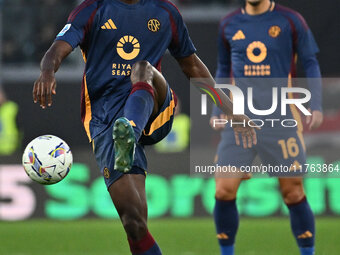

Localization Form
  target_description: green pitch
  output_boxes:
[1,218,339,255]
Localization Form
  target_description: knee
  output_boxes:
[131,60,153,84]
[132,60,151,69]
[121,212,147,241]
[215,185,237,201]
[281,185,305,205]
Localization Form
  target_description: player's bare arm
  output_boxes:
[33,41,72,109]
[177,53,258,148]
[177,54,233,115]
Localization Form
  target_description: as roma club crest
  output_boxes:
[103,167,110,179]
[268,25,281,38]
[148,19,161,32]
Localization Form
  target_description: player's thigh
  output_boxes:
[215,130,255,200]
[278,177,305,204]
[216,130,256,171]
[151,64,168,110]
[108,173,147,220]
[256,130,306,177]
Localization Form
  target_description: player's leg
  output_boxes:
[109,173,162,255]
[124,60,167,140]
[257,130,314,255]
[214,176,242,255]
[114,60,167,172]
[213,130,256,255]
[93,127,161,255]
[279,177,315,255]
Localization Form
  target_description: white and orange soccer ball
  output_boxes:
[22,135,73,185]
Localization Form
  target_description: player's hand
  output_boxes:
[33,71,57,109]
[231,114,260,149]
[210,114,227,130]
[306,109,323,130]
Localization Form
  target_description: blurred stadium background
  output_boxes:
[0,0,340,254]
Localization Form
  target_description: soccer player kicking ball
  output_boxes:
[33,0,257,254]
[211,0,323,255]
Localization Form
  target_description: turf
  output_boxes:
[1,218,339,255]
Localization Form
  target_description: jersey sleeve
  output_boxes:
[55,0,98,49]
[167,5,196,58]
[293,13,319,61]
[215,22,232,80]
[293,13,322,111]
